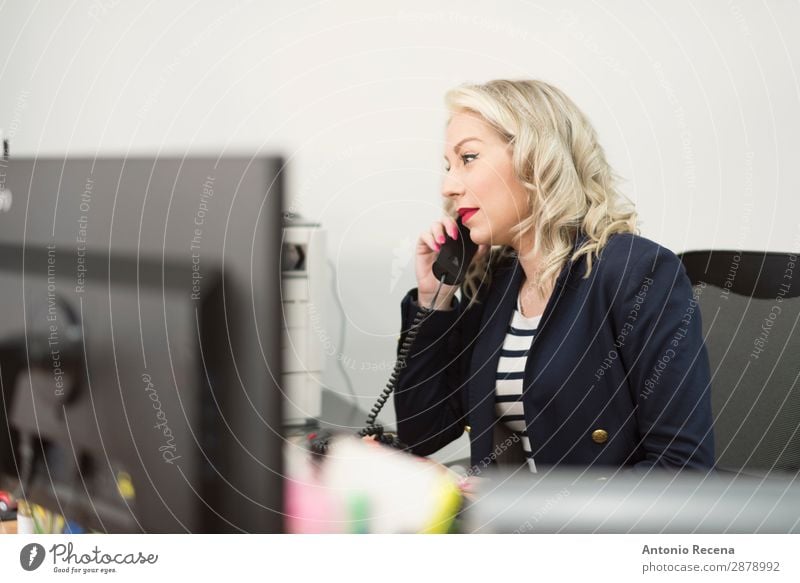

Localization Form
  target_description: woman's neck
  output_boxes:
[512,238,544,294]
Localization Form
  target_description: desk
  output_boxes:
[0,519,17,534]
[465,467,800,533]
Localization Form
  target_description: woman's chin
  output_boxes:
[469,229,498,246]
[467,228,491,247]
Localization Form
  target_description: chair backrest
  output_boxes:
[678,250,800,474]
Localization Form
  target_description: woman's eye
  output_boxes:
[444,153,478,172]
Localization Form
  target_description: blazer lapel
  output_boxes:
[467,256,525,466]
[465,233,587,467]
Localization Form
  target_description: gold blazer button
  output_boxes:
[591,429,609,444]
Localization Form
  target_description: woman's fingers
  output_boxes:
[430,221,448,247]
[420,230,440,253]
[419,216,465,255]
[442,216,459,240]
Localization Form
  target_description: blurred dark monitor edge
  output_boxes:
[0,156,284,533]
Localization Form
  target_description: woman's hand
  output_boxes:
[415,215,488,310]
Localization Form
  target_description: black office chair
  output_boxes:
[679,250,800,475]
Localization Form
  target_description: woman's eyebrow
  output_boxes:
[443,137,483,160]
[452,137,482,152]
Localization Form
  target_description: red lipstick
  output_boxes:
[457,207,479,223]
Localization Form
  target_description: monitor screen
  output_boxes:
[0,156,284,532]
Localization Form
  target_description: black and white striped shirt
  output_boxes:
[494,292,542,473]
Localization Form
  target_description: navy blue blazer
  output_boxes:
[394,233,715,472]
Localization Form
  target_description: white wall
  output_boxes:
[2,0,798,462]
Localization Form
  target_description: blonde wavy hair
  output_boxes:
[443,79,638,306]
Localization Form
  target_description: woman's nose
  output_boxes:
[441,171,466,199]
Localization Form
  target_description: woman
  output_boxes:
[394,79,715,474]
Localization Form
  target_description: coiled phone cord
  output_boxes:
[309,277,448,455]
[358,276,448,448]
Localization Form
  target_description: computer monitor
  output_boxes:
[0,156,284,532]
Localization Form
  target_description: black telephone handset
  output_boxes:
[432,215,478,286]
[308,216,476,455]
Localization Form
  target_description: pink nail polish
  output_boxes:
[438,235,446,244]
